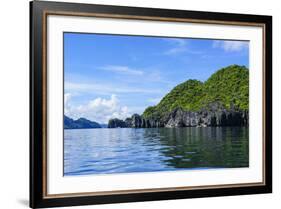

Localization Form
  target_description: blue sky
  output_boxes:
[64,33,249,123]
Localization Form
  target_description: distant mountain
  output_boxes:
[108,65,249,128]
[64,115,101,129]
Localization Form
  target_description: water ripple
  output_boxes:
[64,127,249,176]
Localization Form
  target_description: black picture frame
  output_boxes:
[30,1,272,208]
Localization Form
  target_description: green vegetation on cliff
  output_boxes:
[143,65,249,119]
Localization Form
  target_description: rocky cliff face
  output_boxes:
[164,108,248,128]
[107,118,127,128]
[107,103,248,128]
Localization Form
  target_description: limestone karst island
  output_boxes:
[108,65,249,128]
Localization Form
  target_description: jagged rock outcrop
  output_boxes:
[124,117,132,127]
[164,107,248,128]
[131,114,142,128]
[107,103,248,128]
[108,118,127,128]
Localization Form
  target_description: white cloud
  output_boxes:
[100,65,144,75]
[64,93,72,115]
[65,81,162,95]
[64,93,71,104]
[163,38,188,55]
[212,40,248,52]
[163,38,203,55]
[65,94,131,124]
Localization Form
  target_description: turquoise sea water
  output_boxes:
[64,127,249,176]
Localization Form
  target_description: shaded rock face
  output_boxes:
[108,118,127,128]
[131,114,142,128]
[107,103,248,128]
[124,118,132,127]
[165,108,248,128]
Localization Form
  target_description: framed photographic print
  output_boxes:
[30,0,272,208]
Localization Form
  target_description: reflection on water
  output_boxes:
[64,127,248,176]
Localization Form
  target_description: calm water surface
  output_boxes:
[64,127,248,176]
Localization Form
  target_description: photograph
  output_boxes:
[29,1,272,207]
[63,33,250,176]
